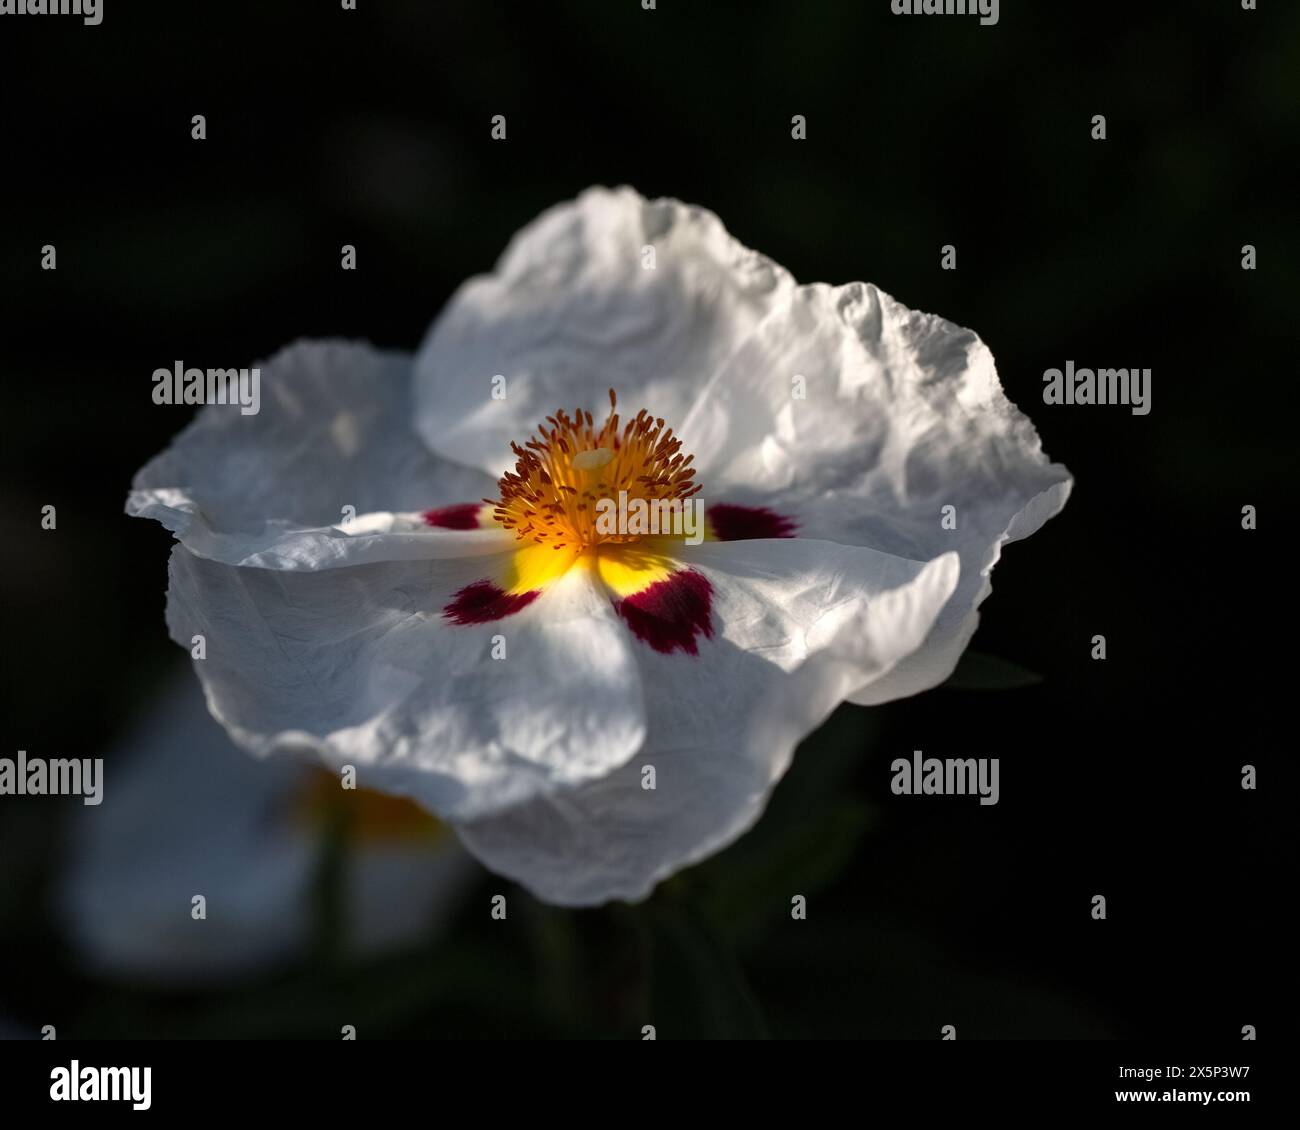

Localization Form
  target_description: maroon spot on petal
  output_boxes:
[423,503,482,530]
[443,581,539,625]
[616,570,714,656]
[708,503,797,541]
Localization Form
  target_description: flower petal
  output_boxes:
[676,282,1071,703]
[456,538,959,905]
[129,339,506,569]
[707,502,798,541]
[613,568,715,656]
[163,546,647,822]
[413,188,1068,711]
[412,186,794,477]
[423,503,496,529]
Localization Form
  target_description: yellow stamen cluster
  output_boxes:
[490,390,701,550]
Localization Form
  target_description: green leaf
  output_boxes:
[943,650,1043,690]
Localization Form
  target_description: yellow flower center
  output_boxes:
[295,769,449,845]
[491,390,701,551]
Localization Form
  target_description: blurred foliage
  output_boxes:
[943,651,1043,691]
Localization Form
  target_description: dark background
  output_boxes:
[0,0,1289,1038]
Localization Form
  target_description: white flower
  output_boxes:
[130,186,1070,907]
[60,671,477,984]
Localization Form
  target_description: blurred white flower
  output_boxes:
[129,186,1070,906]
[60,671,477,984]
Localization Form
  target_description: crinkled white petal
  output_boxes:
[674,281,1072,703]
[164,548,647,822]
[848,479,1069,705]
[412,189,1069,707]
[130,339,503,569]
[413,185,795,477]
[57,672,478,984]
[456,538,959,905]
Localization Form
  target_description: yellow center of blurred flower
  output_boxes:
[296,769,449,845]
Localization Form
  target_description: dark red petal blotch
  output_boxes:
[423,504,482,530]
[443,581,539,625]
[616,570,714,656]
[708,503,797,541]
